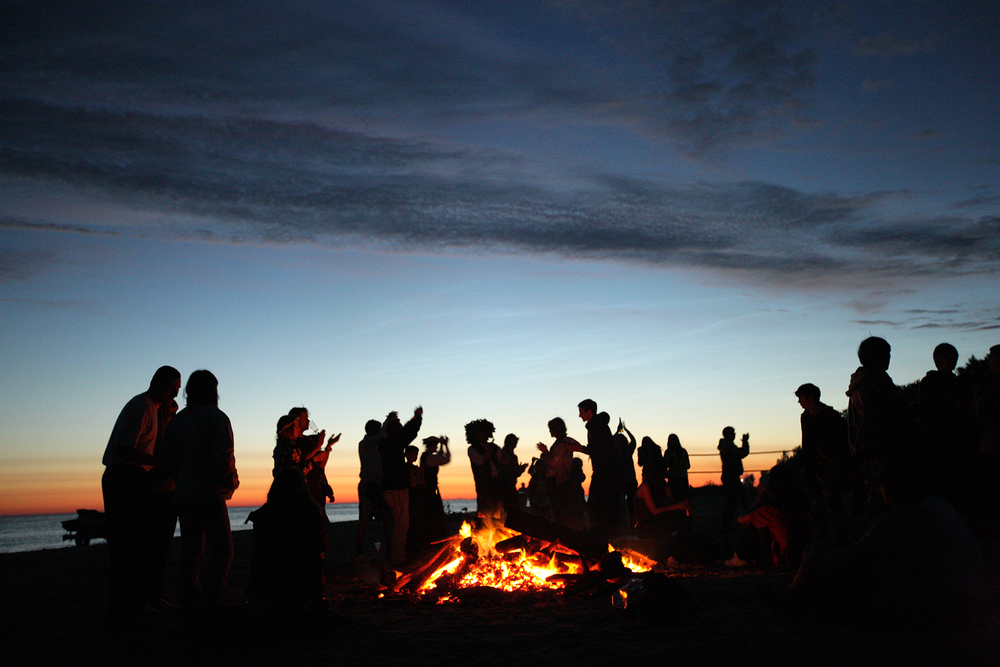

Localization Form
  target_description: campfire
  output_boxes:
[392,509,657,600]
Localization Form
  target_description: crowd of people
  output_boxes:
[98,337,1000,621]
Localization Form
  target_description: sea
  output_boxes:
[0,499,479,554]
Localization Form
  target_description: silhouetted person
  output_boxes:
[405,445,425,550]
[101,365,181,623]
[846,336,911,516]
[355,419,384,558]
[379,407,422,566]
[149,398,179,610]
[637,435,662,470]
[795,383,851,525]
[159,370,239,609]
[616,421,638,521]
[973,344,1000,525]
[918,343,976,507]
[498,433,528,513]
[526,455,553,519]
[466,418,502,518]
[633,452,691,542]
[736,463,810,567]
[418,435,451,544]
[288,407,340,515]
[579,398,624,540]
[536,417,587,530]
[663,433,691,502]
[719,426,750,532]
[247,467,327,610]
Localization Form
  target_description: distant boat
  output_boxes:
[61,509,106,547]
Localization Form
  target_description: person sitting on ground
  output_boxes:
[735,462,811,568]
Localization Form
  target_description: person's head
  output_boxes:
[795,383,821,411]
[365,419,382,436]
[405,445,419,463]
[148,366,182,405]
[722,426,736,441]
[464,419,495,446]
[990,345,1000,374]
[577,399,597,422]
[503,433,519,450]
[931,343,959,373]
[857,336,891,371]
[276,414,296,437]
[184,369,218,407]
[289,407,309,431]
[548,417,567,439]
[666,433,682,451]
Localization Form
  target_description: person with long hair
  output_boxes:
[159,369,239,609]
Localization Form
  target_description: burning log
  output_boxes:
[503,509,609,560]
[395,539,462,593]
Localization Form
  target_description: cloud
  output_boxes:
[0,248,56,282]
[851,32,936,57]
[1,0,820,157]
[3,98,998,292]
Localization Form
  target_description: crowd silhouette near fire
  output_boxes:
[99,338,999,622]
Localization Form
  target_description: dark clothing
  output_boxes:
[719,436,750,530]
[800,403,851,497]
[586,412,623,538]
[247,495,328,609]
[663,445,691,501]
[102,465,160,616]
[718,436,749,479]
[846,366,911,461]
[469,442,503,517]
[379,415,422,491]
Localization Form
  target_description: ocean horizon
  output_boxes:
[0,498,479,554]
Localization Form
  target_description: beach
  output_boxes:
[2,489,998,666]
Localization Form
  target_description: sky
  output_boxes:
[1,0,998,515]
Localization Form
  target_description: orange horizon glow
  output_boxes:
[0,468,726,517]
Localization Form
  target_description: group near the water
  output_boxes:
[98,338,1000,622]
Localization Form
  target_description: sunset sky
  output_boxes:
[2,0,998,515]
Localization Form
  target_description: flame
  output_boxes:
[417,520,585,594]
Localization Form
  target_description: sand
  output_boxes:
[2,490,998,666]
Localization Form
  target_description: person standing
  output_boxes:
[355,419,384,558]
[536,417,587,530]
[579,398,623,540]
[795,384,850,520]
[379,407,423,566]
[101,365,181,623]
[663,433,691,502]
[288,407,340,515]
[466,418,502,519]
[718,426,750,532]
[159,370,239,609]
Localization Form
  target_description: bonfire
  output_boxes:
[393,510,657,600]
